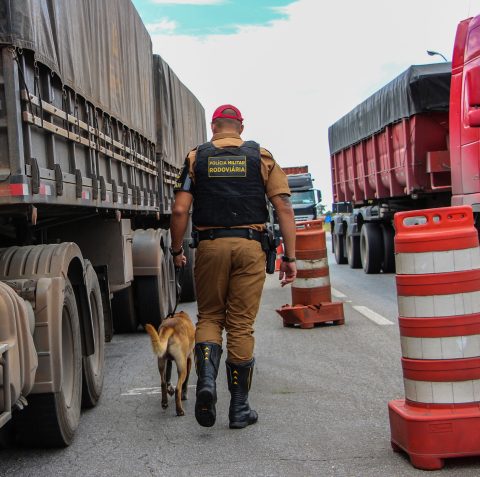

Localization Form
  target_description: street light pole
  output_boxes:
[426,50,448,62]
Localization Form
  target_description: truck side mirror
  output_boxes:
[316,190,322,203]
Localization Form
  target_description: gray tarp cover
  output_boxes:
[153,55,207,168]
[328,63,451,155]
[0,0,156,141]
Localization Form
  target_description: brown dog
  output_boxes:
[145,311,195,416]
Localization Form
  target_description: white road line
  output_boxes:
[121,385,196,396]
[331,287,347,298]
[352,305,394,326]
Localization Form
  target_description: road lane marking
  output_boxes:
[122,385,196,396]
[331,287,347,298]
[352,305,394,326]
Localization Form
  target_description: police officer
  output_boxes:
[170,104,296,429]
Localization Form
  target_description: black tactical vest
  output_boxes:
[192,141,268,227]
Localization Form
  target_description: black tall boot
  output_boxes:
[194,342,222,427]
[226,360,258,429]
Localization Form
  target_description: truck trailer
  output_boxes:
[329,15,480,274]
[0,0,206,447]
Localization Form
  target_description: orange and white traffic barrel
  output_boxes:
[276,219,344,328]
[292,220,331,305]
[389,205,480,470]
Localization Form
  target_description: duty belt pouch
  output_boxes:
[191,230,199,248]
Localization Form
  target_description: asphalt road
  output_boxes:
[2,241,480,476]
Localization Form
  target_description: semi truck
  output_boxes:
[0,0,206,447]
[282,166,322,222]
[329,14,480,274]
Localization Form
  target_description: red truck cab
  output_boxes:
[451,15,480,208]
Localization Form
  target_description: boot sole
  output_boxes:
[195,389,216,427]
[229,419,257,429]
[229,413,258,429]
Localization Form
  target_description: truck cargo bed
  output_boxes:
[0,0,159,216]
[329,64,452,204]
[0,47,158,215]
[0,4,206,220]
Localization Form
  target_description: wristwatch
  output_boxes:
[281,255,296,263]
[170,246,184,257]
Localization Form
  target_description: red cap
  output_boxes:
[211,104,243,123]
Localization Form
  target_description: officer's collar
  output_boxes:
[211,132,242,141]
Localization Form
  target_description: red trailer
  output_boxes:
[330,111,451,204]
[329,62,452,273]
[330,12,480,275]
[329,30,472,273]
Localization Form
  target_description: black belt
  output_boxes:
[197,228,264,242]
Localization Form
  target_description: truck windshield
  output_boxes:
[290,190,315,206]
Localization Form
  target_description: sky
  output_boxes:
[132,0,480,208]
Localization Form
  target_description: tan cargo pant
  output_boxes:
[194,237,266,363]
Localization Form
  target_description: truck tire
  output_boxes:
[180,240,196,302]
[81,264,105,408]
[93,265,113,342]
[134,248,169,328]
[15,279,82,447]
[381,224,396,273]
[102,291,113,343]
[346,234,361,269]
[360,223,383,274]
[112,286,138,333]
[333,232,347,264]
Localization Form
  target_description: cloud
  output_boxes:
[135,0,295,36]
[149,0,478,207]
[150,0,224,4]
[146,18,177,33]
[269,5,291,15]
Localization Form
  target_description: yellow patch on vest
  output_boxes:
[208,156,247,177]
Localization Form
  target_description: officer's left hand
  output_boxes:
[173,253,187,268]
[279,262,296,287]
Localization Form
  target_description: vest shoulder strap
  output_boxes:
[196,140,260,158]
[196,142,214,158]
[241,140,260,151]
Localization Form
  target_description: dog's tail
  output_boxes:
[144,323,174,358]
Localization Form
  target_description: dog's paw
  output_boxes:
[176,409,185,416]
[167,385,175,396]
[161,401,168,409]
[181,393,188,401]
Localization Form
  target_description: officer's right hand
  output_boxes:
[173,253,187,268]
[279,262,296,287]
